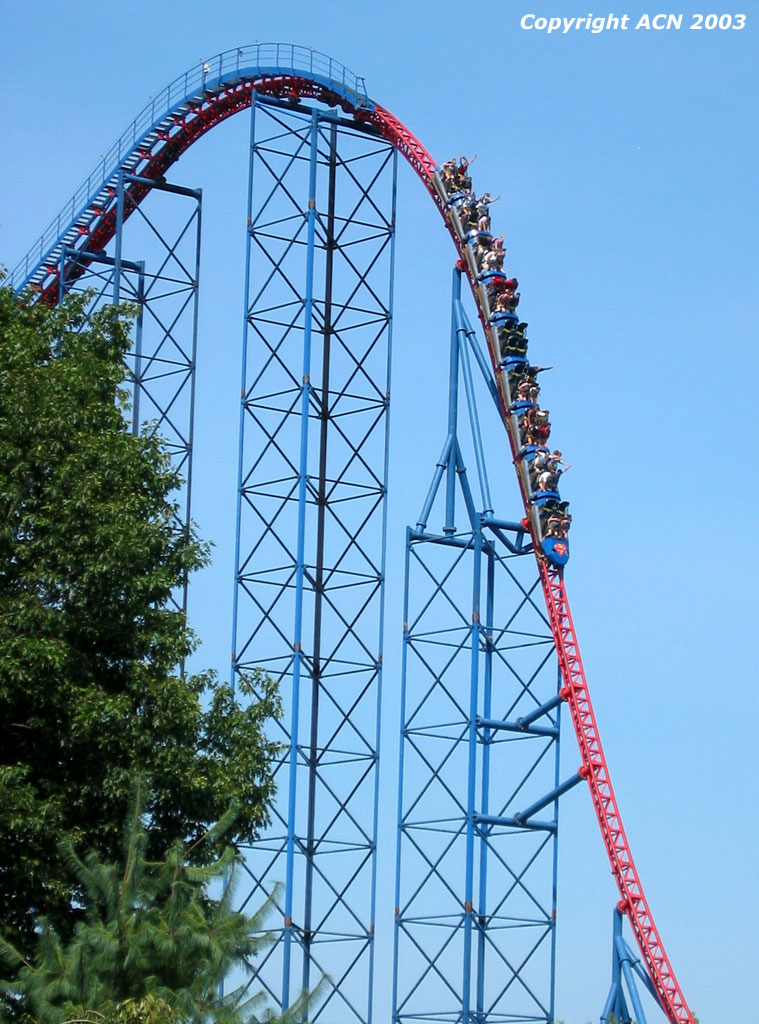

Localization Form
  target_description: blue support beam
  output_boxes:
[454,297,493,518]
[618,940,650,1024]
[517,693,565,729]
[62,247,142,273]
[476,715,559,739]
[475,814,558,834]
[512,772,584,824]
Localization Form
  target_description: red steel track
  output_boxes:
[25,66,693,1024]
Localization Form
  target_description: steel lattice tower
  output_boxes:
[53,172,202,609]
[392,275,566,1024]
[231,95,397,1023]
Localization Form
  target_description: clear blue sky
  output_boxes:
[2,3,757,1022]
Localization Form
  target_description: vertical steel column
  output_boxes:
[549,666,562,1024]
[302,118,338,997]
[113,170,125,305]
[475,545,496,1022]
[233,98,396,1024]
[281,106,321,1007]
[462,528,483,1021]
[393,276,563,1024]
[444,272,461,535]
[230,92,259,695]
[392,526,414,1024]
[131,263,146,437]
[368,144,398,1024]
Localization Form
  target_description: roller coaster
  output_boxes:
[9,43,695,1024]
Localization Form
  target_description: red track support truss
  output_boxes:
[540,567,693,1024]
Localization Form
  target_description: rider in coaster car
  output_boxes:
[499,323,528,360]
[476,192,499,232]
[515,378,536,403]
[440,154,476,193]
[537,450,571,493]
[522,409,550,446]
[499,277,520,311]
[481,234,505,274]
[546,509,564,536]
[457,153,475,192]
[460,194,478,229]
[540,500,572,538]
[441,158,457,190]
[495,290,515,314]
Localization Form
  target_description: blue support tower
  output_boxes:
[51,172,201,611]
[232,95,397,1024]
[393,272,569,1024]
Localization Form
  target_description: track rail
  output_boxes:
[10,44,694,1024]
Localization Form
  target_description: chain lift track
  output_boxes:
[11,42,694,1024]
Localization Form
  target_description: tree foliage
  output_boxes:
[0,287,280,957]
[0,785,281,1024]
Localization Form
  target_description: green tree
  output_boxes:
[0,785,286,1024]
[0,286,280,959]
